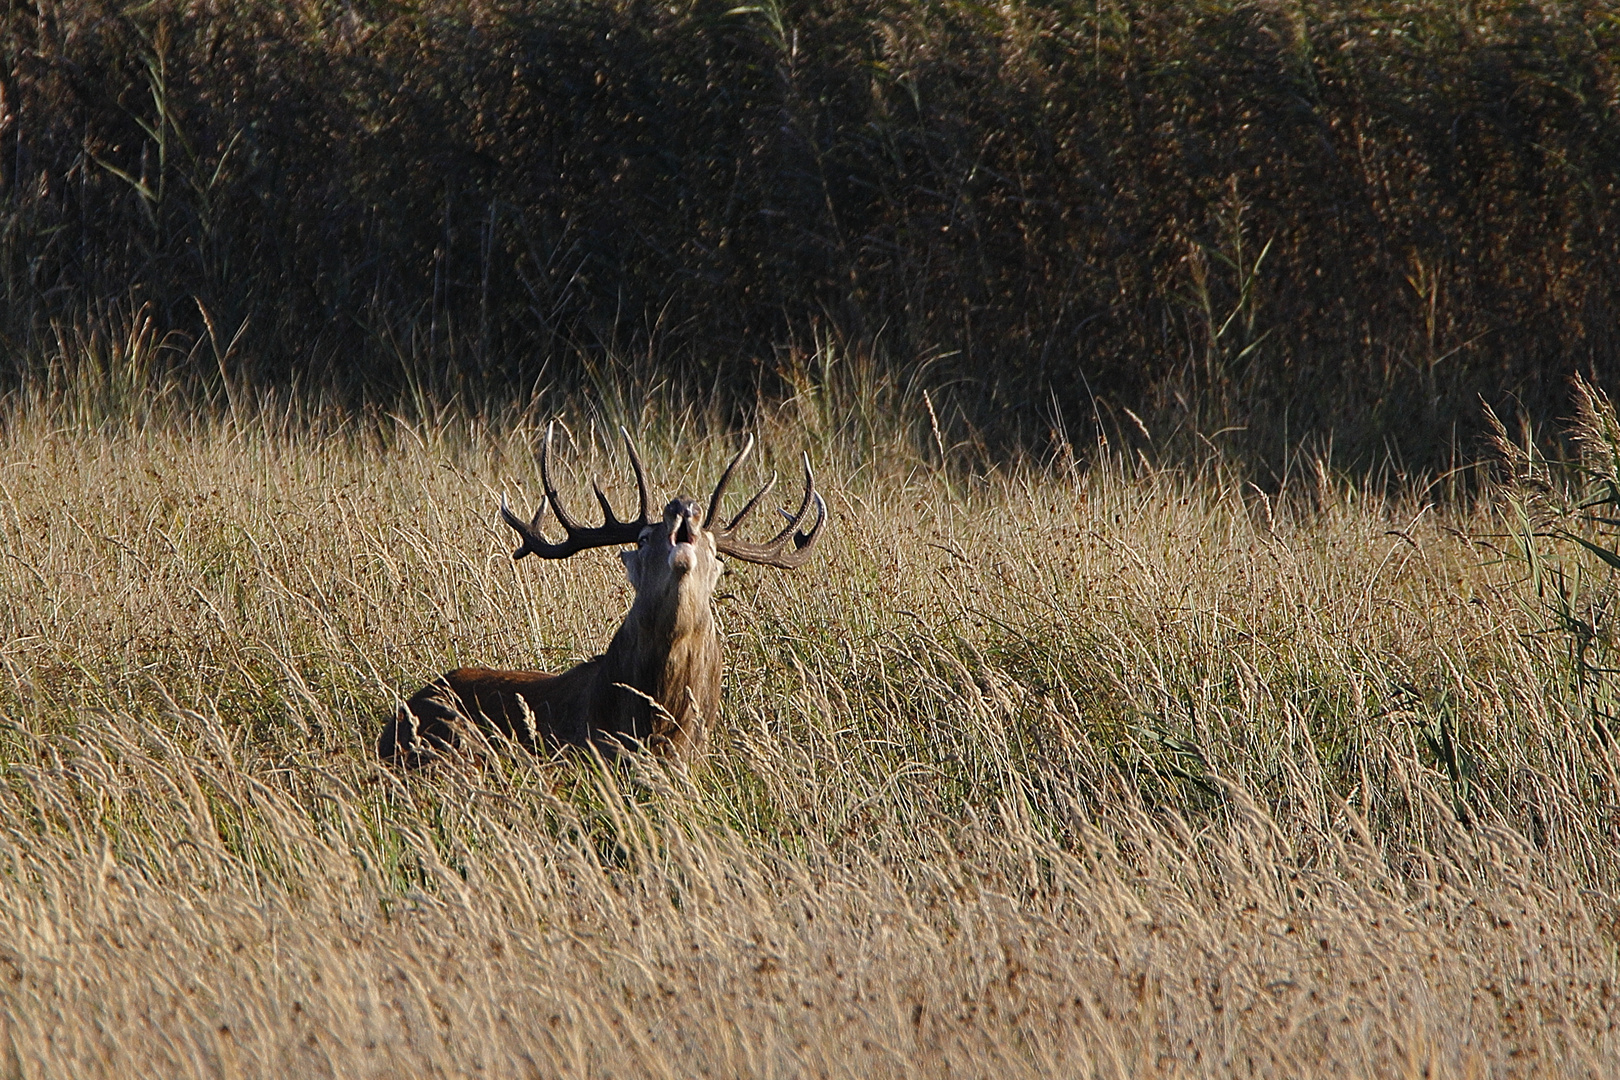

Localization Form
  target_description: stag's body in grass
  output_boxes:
[378,427,826,766]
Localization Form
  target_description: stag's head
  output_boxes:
[499,426,826,615]
[618,497,721,620]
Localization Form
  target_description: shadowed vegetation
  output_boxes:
[2,0,1617,465]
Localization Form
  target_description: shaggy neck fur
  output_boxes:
[594,498,723,756]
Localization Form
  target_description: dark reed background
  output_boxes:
[2,0,1616,466]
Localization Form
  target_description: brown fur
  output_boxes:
[380,430,824,768]
[378,496,724,766]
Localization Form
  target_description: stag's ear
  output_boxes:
[619,546,643,588]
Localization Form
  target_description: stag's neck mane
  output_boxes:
[597,571,721,755]
[626,570,714,638]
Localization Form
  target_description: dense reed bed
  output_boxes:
[5,0,1618,464]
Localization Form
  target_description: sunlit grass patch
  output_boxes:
[0,389,1614,1075]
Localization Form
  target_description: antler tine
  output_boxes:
[500,422,652,559]
[725,470,778,533]
[621,426,652,525]
[713,452,828,569]
[591,481,620,525]
[703,433,755,529]
[539,422,586,534]
[760,452,819,545]
[500,494,554,560]
[740,453,814,545]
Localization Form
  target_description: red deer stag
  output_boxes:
[378,425,826,766]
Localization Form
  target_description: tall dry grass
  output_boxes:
[0,376,1615,1075]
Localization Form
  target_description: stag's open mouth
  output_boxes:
[668,514,699,571]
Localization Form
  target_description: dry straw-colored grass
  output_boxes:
[0,385,1614,1077]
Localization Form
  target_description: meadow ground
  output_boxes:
[0,380,1616,1077]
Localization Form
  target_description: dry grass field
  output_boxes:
[0,361,1616,1076]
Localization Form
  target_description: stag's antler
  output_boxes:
[500,423,653,559]
[706,436,827,569]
